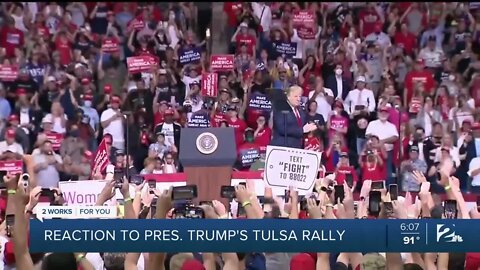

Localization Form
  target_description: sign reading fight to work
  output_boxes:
[0,160,23,175]
[273,42,297,57]
[264,146,321,190]
[0,64,19,81]
[248,92,272,111]
[179,47,201,65]
[292,11,316,39]
[210,54,234,71]
[201,72,218,97]
[127,55,159,73]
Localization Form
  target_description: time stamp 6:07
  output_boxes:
[400,222,425,245]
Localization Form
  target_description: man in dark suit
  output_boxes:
[325,64,351,100]
[271,85,317,149]
[153,108,182,151]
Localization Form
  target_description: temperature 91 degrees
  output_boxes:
[400,222,421,245]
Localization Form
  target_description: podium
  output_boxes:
[179,128,237,202]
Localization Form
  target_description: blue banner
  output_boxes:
[239,148,260,167]
[179,47,201,65]
[273,42,297,57]
[188,113,210,128]
[29,219,480,253]
[248,92,272,112]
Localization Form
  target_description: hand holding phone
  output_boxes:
[388,184,398,201]
[6,214,14,237]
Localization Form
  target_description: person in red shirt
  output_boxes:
[253,115,271,152]
[360,149,386,182]
[359,3,382,37]
[232,22,256,56]
[304,130,323,152]
[335,150,358,186]
[327,101,349,143]
[54,30,72,66]
[0,17,24,58]
[394,23,417,56]
[224,2,243,38]
[237,129,261,171]
[226,105,247,147]
[403,59,435,105]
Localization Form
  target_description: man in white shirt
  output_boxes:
[344,76,376,116]
[251,2,272,35]
[308,77,334,121]
[366,107,399,184]
[365,24,391,49]
[100,95,125,151]
[418,36,444,69]
[181,65,202,97]
[469,156,480,192]
[0,128,24,159]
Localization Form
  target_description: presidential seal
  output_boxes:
[196,132,218,155]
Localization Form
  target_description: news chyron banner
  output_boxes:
[30,219,480,253]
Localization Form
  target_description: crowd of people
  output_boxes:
[0,1,479,269]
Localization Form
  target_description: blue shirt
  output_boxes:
[0,98,11,120]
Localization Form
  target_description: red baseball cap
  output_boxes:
[7,114,19,122]
[6,128,15,138]
[416,58,425,65]
[164,108,174,116]
[181,259,205,270]
[111,96,121,104]
[84,150,93,159]
[84,94,93,101]
[16,88,26,95]
[81,78,90,85]
[290,253,316,270]
[104,84,113,94]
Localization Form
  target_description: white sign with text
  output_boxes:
[264,146,321,191]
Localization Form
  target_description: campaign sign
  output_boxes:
[59,180,136,206]
[248,92,272,112]
[264,145,321,190]
[102,38,119,53]
[127,18,145,31]
[179,47,201,65]
[201,72,218,97]
[0,160,23,175]
[240,148,260,167]
[127,55,159,73]
[292,11,316,39]
[273,42,297,57]
[188,112,211,128]
[211,54,235,71]
[0,65,19,82]
[409,97,422,114]
[45,132,64,151]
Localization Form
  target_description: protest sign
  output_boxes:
[292,11,316,39]
[210,54,234,71]
[127,55,158,73]
[45,132,64,151]
[179,47,201,65]
[273,42,297,57]
[239,148,260,167]
[102,38,119,53]
[248,92,272,111]
[188,112,211,128]
[0,160,23,175]
[0,65,19,82]
[201,72,218,97]
[263,145,321,191]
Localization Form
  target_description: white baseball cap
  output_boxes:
[356,76,366,83]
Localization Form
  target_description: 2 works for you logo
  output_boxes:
[436,224,464,243]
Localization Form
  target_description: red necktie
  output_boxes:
[294,108,302,127]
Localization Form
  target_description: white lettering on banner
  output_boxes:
[264,146,321,191]
[59,180,187,206]
[36,206,117,221]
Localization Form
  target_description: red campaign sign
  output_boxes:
[102,38,119,53]
[293,11,316,40]
[409,98,423,114]
[210,54,234,71]
[201,73,218,97]
[127,18,145,31]
[91,137,110,178]
[0,160,23,175]
[127,55,159,73]
[45,132,64,151]
[0,65,19,82]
